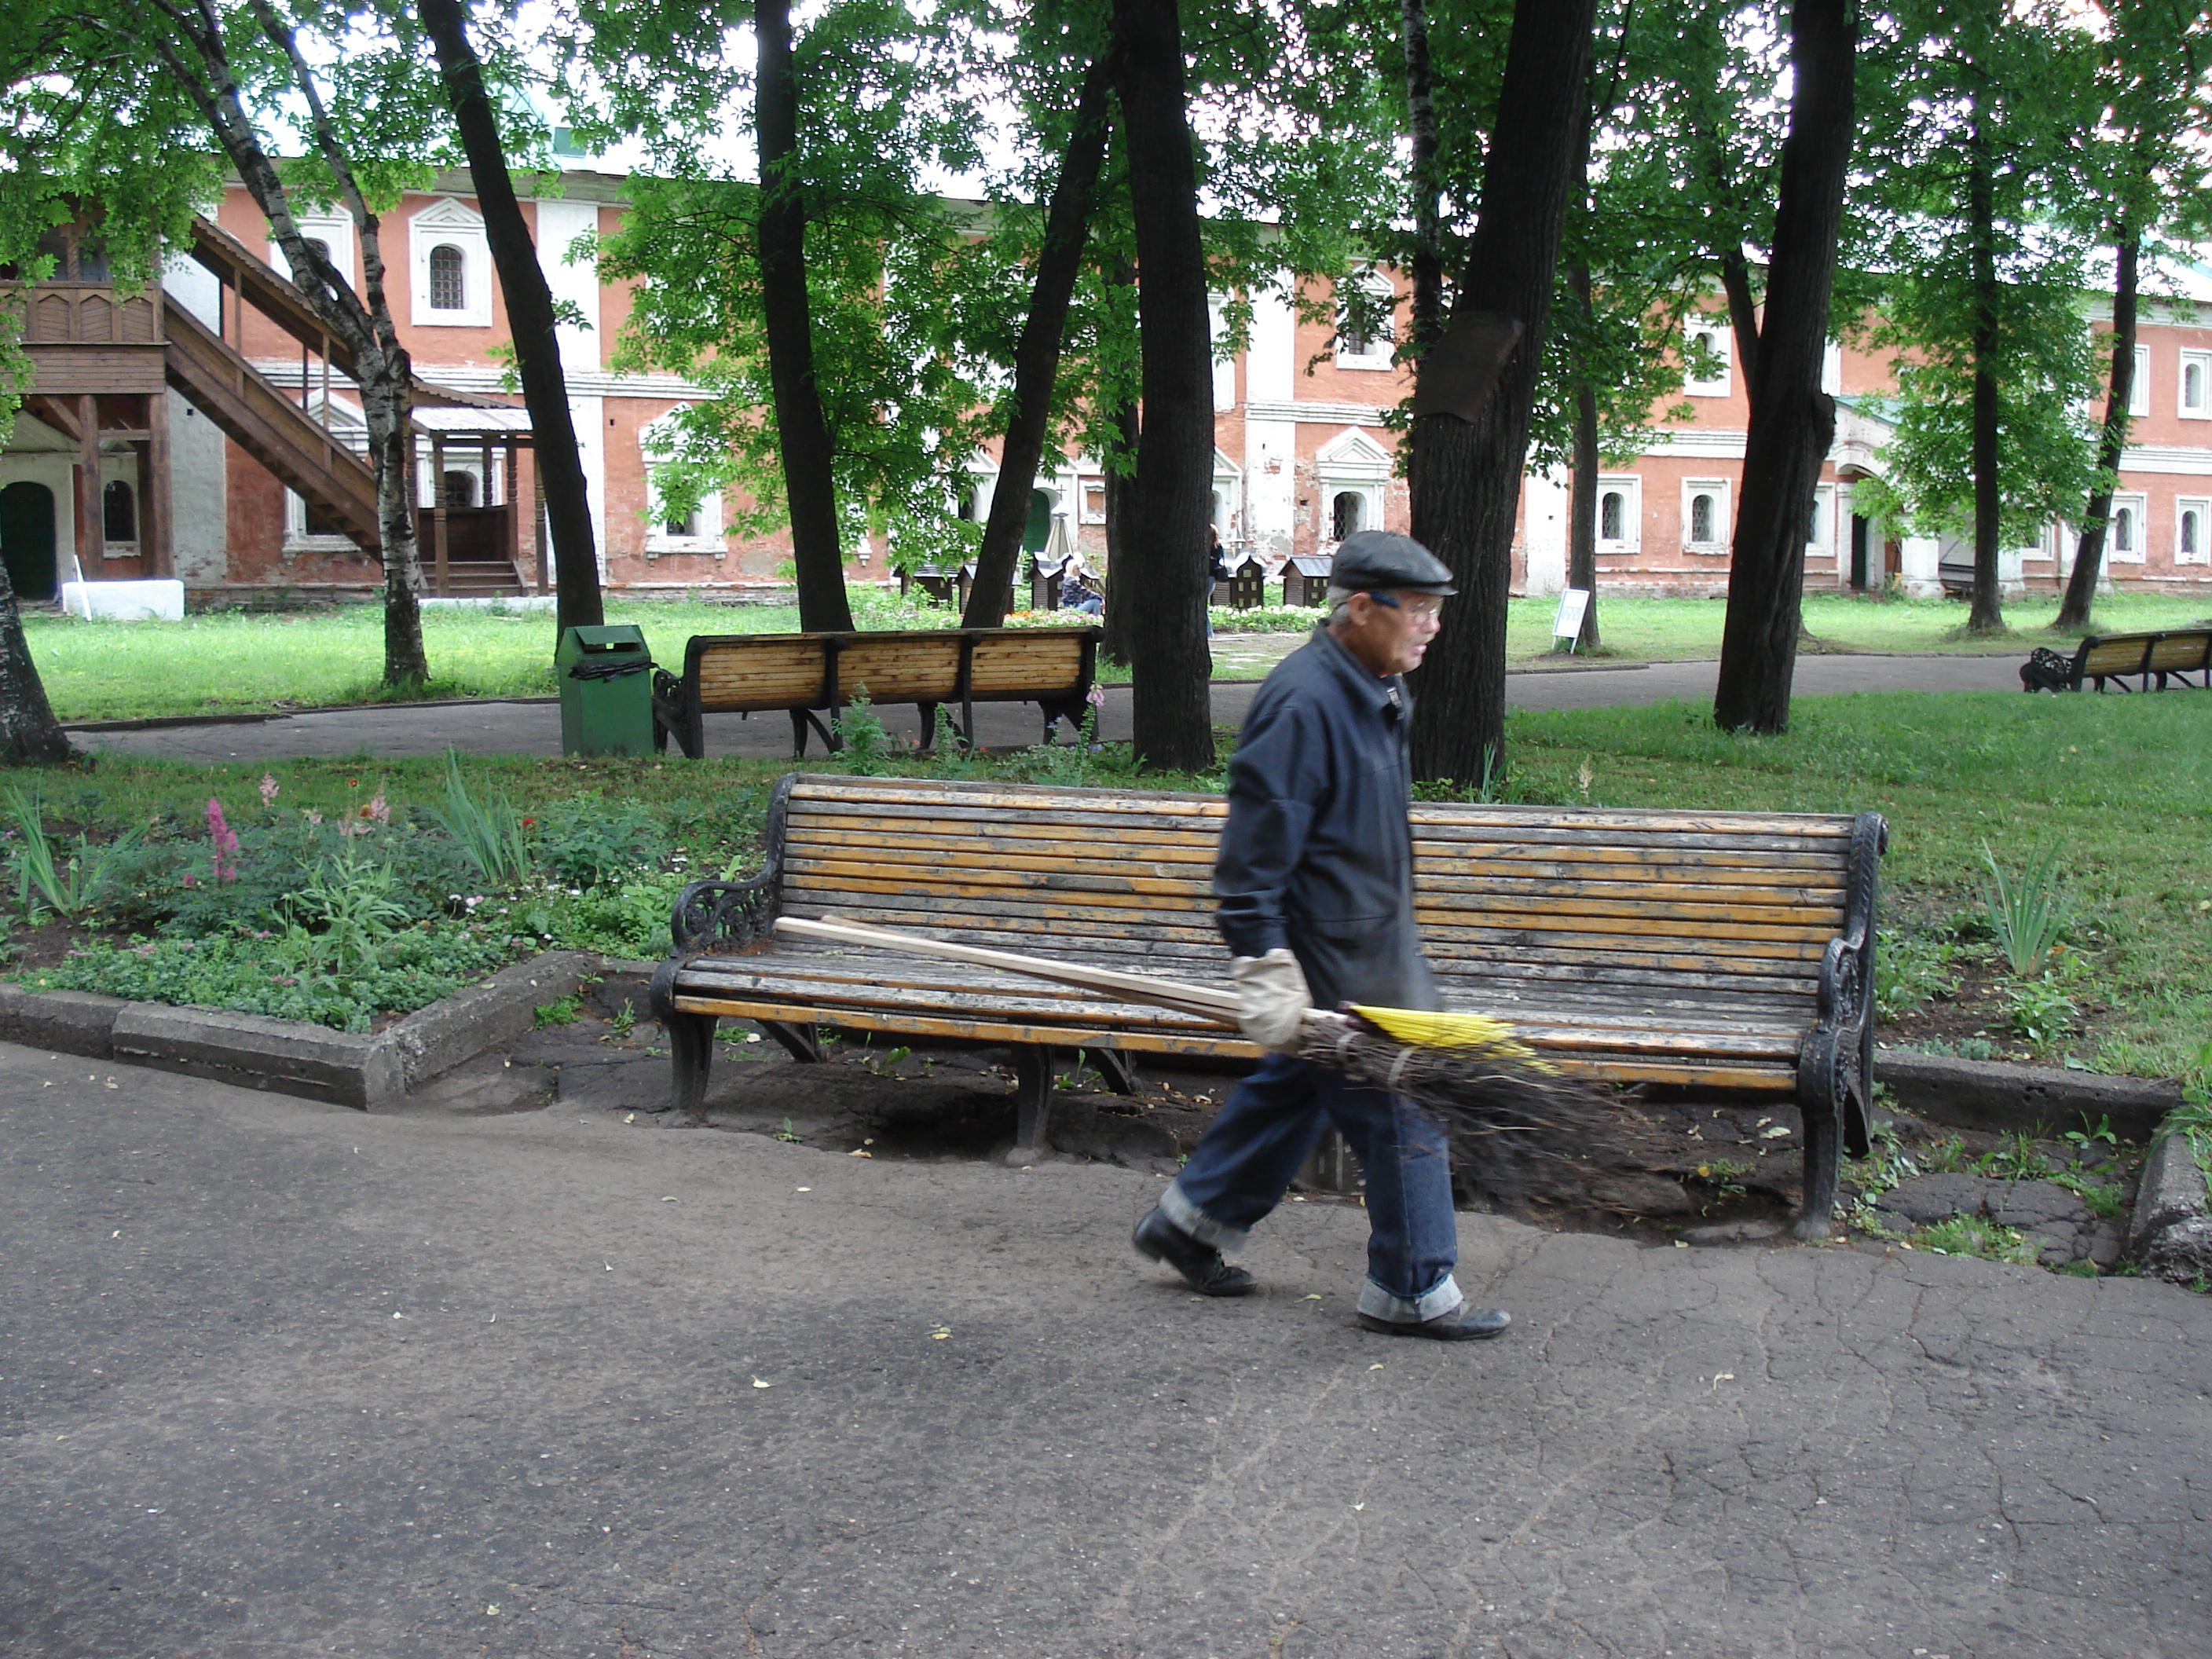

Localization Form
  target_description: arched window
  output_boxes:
[2183,508,2199,558]
[1690,492,1716,544]
[102,479,136,542]
[1599,490,1624,543]
[428,244,466,311]
[440,470,477,508]
[2115,506,2134,554]
[1332,491,1364,540]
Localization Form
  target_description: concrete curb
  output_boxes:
[1875,1048,2181,1142]
[0,951,596,1109]
[2130,1130,2210,1254]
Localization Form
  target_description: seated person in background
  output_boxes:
[1062,560,1104,616]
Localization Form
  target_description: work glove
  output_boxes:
[1230,949,1311,1053]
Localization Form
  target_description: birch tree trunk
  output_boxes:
[419,0,604,632]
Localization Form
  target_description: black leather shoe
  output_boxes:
[1356,1302,1511,1340]
[1133,1207,1258,1297]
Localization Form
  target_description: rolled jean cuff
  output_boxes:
[1159,1180,1250,1253]
[1356,1273,1463,1326]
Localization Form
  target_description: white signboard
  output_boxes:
[1551,588,1591,647]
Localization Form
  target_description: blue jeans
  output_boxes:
[1159,1054,1463,1324]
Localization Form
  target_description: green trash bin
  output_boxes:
[556,624,656,756]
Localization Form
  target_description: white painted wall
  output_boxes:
[168,391,229,582]
[1247,287,1295,405]
[1522,471,1569,595]
[1243,419,1297,560]
[568,394,608,577]
[534,199,602,375]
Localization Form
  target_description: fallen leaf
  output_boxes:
[1369,1364,1383,1372]
[661,1196,677,1203]
[1351,1502,1367,1511]
[624,1113,635,1123]
[1302,1294,1323,1300]
[795,1187,811,1193]
[931,1327,952,1340]
[1709,1372,1735,1391]
[1760,1126,1791,1139]
[752,1376,772,1389]
[849,1149,873,1158]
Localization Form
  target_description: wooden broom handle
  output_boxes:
[771,914,1243,1025]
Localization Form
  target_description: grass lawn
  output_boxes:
[24,685,2206,1082]
[26,586,2210,724]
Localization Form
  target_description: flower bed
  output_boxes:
[1,763,761,1034]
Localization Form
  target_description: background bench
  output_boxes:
[651,628,1100,759]
[649,775,1888,1236]
[2021,628,2212,692]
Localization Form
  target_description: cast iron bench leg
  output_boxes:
[1795,1099,1843,1240]
[1093,1048,1140,1096]
[1009,1046,1054,1162]
[760,1020,823,1063]
[667,1008,717,1121]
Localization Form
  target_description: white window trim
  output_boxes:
[272,211,357,293]
[640,422,725,555]
[1333,274,1397,371]
[2179,348,2211,419]
[1595,475,1640,553]
[1684,321,1731,398]
[2130,344,2150,419]
[408,198,493,328]
[1808,483,1836,555]
[1820,339,1843,396]
[2106,493,2146,564]
[1682,478,1730,551]
[2176,495,2209,566]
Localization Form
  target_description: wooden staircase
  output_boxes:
[162,297,382,552]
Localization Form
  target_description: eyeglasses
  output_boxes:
[1365,591,1445,621]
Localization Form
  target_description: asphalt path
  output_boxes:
[5,1053,2209,1657]
[68,651,2027,764]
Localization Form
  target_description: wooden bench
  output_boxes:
[2021,628,2212,692]
[650,627,1101,760]
[647,775,1888,1236]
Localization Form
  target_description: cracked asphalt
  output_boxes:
[5,1046,2210,1657]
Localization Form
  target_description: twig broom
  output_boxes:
[773,914,1624,1202]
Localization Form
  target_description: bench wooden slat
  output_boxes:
[656,774,1886,1228]
[782,854,1846,928]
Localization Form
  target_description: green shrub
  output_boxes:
[534,795,670,891]
[1874,926,1962,1017]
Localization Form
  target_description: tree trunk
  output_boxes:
[0,564,79,766]
[963,60,1113,629]
[418,0,604,633]
[1098,394,1141,666]
[157,0,432,682]
[1109,0,1215,772]
[1405,0,1595,784]
[1401,0,1445,361]
[2057,226,2137,632]
[1965,130,2005,633]
[1717,246,1761,390]
[1566,266,1601,654]
[756,0,854,632]
[1712,0,1854,733]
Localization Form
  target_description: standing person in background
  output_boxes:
[1130,531,1512,1342]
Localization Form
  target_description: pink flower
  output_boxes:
[258,772,279,808]
[1086,683,1107,709]
[364,786,389,825]
[305,810,323,826]
[206,798,240,884]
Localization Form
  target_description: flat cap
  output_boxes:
[1330,530,1456,596]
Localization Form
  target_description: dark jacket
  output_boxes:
[1213,626,1437,1012]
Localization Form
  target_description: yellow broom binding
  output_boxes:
[1345,1005,1550,1068]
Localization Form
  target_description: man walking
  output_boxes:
[1131,531,1510,1340]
